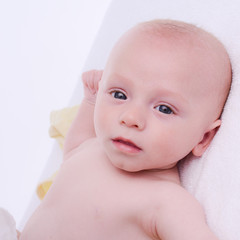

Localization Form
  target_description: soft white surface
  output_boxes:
[0,0,111,228]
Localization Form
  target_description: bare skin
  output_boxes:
[20,20,231,240]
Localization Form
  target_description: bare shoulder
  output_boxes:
[159,181,204,213]
[150,182,218,240]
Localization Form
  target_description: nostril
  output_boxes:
[120,119,140,129]
[121,120,126,125]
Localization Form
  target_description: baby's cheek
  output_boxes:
[94,107,108,136]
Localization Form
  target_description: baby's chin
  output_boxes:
[107,156,159,173]
[107,155,143,173]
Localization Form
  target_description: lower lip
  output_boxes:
[112,140,142,154]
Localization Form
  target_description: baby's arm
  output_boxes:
[155,188,218,240]
[63,70,103,159]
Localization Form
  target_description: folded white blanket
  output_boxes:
[0,208,17,240]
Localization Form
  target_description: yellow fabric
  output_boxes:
[48,105,80,149]
[36,105,79,200]
[36,171,59,200]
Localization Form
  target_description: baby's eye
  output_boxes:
[111,91,127,100]
[155,105,173,114]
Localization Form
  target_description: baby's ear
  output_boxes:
[192,119,221,157]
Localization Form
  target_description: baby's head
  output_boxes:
[94,20,232,172]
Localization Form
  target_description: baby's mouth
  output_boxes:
[112,137,142,153]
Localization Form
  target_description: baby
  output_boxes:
[20,19,231,239]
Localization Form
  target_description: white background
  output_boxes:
[0,0,112,227]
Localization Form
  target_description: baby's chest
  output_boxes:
[56,156,145,218]
[49,155,162,239]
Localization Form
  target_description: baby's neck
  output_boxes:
[113,163,181,185]
[139,166,181,184]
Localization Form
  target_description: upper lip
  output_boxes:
[112,137,142,150]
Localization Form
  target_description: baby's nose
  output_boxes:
[119,106,145,130]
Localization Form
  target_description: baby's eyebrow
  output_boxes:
[107,73,189,106]
[108,73,132,85]
[155,89,188,103]
[152,88,190,113]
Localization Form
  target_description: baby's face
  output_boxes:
[94,29,224,172]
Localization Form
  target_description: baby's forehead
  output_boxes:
[123,21,230,81]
